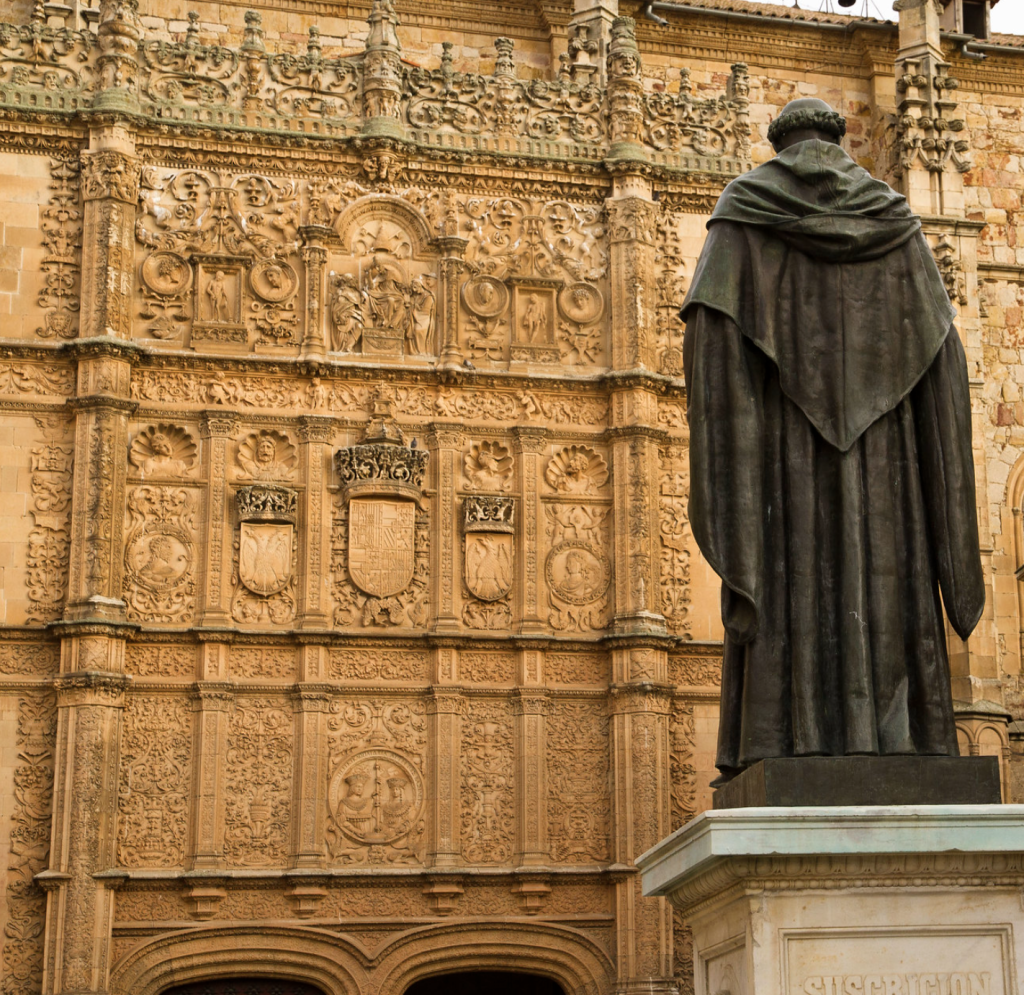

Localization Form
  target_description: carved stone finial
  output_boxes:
[493,37,516,79]
[362,383,404,445]
[242,9,265,51]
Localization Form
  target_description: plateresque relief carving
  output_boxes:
[464,440,513,492]
[326,698,427,865]
[235,430,297,481]
[118,695,192,867]
[660,445,691,636]
[232,484,298,625]
[27,442,73,624]
[328,207,437,358]
[462,495,515,629]
[462,700,514,864]
[544,502,612,631]
[124,486,198,624]
[545,445,609,495]
[129,424,198,478]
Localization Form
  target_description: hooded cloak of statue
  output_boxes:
[680,139,985,776]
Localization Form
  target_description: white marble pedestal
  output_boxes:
[637,807,1024,995]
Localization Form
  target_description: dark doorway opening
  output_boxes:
[163,981,325,995]
[405,972,566,995]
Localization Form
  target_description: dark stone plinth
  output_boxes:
[712,756,1001,809]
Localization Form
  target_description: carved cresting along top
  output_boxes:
[0,7,752,176]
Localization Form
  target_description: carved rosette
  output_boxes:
[231,484,298,624]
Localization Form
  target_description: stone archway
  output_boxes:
[404,971,566,995]
[163,982,327,995]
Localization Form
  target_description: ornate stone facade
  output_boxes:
[0,1,1020,994]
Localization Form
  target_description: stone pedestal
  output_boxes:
[638,806,1024,995]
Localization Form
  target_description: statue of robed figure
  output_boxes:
[681,98,985,785]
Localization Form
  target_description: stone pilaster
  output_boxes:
[187,681,234,870]
[512,690,548,867]
[609,680,675,993]
[64,392,137,624]
[198,411,238,627]
[41,671,129,995]
[79,131,139,342]
[610,417,666,635]
[435,235,468,372]
[297,416,335,629]
[292,686,331,868]
[427,424,465,633]
[512,428,548,634]
[299,227,329,362]
[426,688,464,867]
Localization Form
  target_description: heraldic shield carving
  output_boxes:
[348,497,416,597]
[464,495,515,602]
[239,522,293,596]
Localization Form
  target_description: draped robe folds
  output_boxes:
[681,140,986,775]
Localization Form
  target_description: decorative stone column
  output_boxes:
[299,227,329,362]
[361,0,405,140]
[609,682,675,992]
[198,411,238,627]
[426,689,464,868]
[39,671,129,995]
[606,190,659,372]
[427,423,464,633]
[512,428,548,634]
[297,415,335,629]
[92,0,141,116]
[435,233,469,372]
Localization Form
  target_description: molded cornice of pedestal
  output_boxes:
[638,805,1024,913]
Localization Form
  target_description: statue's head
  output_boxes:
[767,97,847,153]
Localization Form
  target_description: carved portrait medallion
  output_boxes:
[328,748,424,847]
[348,498,416,598]
[238,522,293,596]
[249,259,298,303]
[127,530,192,592]
[140,251,192,296]
[546,540,610,605]
[462,275,509,318]
[558,282,604,325]
[465,533,513,602]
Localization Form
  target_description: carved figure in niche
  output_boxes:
[206,270,232,322]
[407,276,436,355]
[130,425,197,477]
[545,445,609,495]
[329,273,366,353]
[367,257,409,332]
[464,441,513,492]
[307,376,328,411]
[466,534,513,601]
[521,293,545,342]
[236,431,296,480]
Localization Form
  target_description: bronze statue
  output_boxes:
[681,98,985,785]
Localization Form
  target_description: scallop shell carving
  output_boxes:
[545,445,608,495]
[129,424,197,478]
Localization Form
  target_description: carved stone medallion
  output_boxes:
[348,497,416,597]
[558,281,604,325]
[126,530,192,592]
[249,259,298,303]
[140,251,193,296]
[546,540,610,605]
[238,523,293,596]
[328,748,424,847]
[462,275,509,318]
